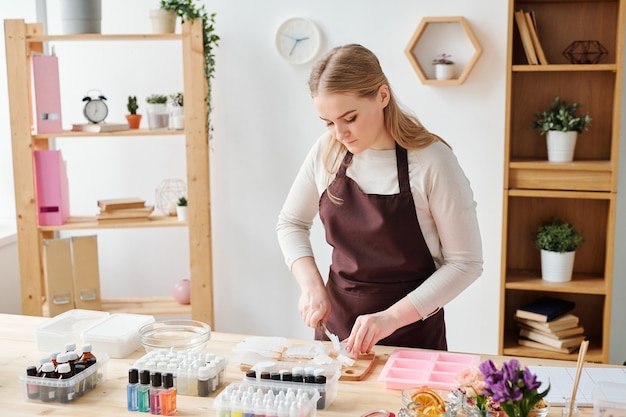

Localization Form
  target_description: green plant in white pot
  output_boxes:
[531,96,592,163]
[535,218,583,282]
[176,196,188,221]
[146,94,169,130]
[432,53,454,80]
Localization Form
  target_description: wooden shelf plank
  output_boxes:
[512,64,617,72]
[505,270,607,294]
[33,128,184,140]
[27,33,182,42]
[38,215,186,231]
[101,297,191,317]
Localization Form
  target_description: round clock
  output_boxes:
[82,89,108,123]
[275,17,322,65]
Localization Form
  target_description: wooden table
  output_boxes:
[0,313,605,416]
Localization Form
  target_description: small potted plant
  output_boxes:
[125,96,142,129]
[432,53,454,80]
[168,92,184,130]
[535,218,583,282]
[176,196,188,221]
[531,96,592,162]
[146,94,169,130]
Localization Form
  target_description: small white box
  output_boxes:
[35,309,110,352]
[594,381,626,417]
[82,313,154,358]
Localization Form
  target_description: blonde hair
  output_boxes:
[308,44,449,178]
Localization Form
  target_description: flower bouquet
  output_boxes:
[478,359,550,417]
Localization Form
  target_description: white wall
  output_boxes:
[1,1,507,355]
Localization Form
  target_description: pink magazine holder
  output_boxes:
[34,150,70,226]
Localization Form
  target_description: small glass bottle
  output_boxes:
[25,366,39,400]
[73,363,86,397]
[160,373,177,416]
[149,372,162,415]
[127,368,139,411]
[67,350,79,373]
[85,357,97,390]
[197,366,210,397]
[39,362,57,402]
[79,343,97,366]
[57,363,75,403]
[138,369,151,413]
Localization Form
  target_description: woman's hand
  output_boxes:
[344,312,396,357]
[345,297,424,357]
[291,257,331,328]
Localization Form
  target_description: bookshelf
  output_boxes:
[3,19,214,326]
[499,0,624,363]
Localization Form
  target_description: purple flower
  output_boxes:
[477,359,550,417]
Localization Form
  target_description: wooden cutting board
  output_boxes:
[239,351,378,382]
[339,352,377,381]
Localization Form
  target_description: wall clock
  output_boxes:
[275,17,322,65]
[82,89,108,123]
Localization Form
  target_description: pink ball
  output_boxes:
[172,279,191,304]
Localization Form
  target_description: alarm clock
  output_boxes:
[82,89,108,123]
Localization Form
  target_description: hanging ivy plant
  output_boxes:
[160,0,220,131]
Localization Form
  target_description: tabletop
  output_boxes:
[0,313,608,416]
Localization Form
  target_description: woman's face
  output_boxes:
[314,85,394,153]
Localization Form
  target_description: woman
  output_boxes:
[276,44,483,357]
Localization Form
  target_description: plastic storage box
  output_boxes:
[35,309,110,352]
[243,364,339,410]
[82,313,155,358]
[20,353,109,403]
[593,382,626,417]
[214,380,321,417]
[378,348,480,390]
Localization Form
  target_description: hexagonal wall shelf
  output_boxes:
[405,16,483,85]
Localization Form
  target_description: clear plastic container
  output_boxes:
[34,309,109,352]
[82,313,155,358]
[20,353,109,403]
[593,382,626,417]
[214,380,321,417]
[243,365,339,410]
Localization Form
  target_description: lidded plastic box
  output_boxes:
[82,313,155,358]
[35,309,110,352]
[593,382,626,417]
[214,380,321,417]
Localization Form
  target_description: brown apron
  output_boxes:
[316,144,446,350]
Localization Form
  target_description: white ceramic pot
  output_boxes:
[176,206,188,221]
[435,64,455,80]
[60,0,102,34]
[170,107,185,130]
[546,130,577,162]
[150,9,177,34]
[541,249,575,282]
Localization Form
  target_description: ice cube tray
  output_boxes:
[378,349,480,390]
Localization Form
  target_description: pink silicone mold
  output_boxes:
[378,349,480,390]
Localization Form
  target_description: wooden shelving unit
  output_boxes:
[4,19,214,326]
[499,0,624,363]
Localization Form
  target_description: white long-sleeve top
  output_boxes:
[276,133,483,318]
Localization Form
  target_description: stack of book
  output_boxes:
[515,296,585,354]
[96,197,154,222]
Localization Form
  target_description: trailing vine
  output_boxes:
[160,0,220,132]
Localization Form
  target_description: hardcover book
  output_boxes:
[72,122,130,133]
[518,338,578,354]
[515,296,575,322]
[519,328,585,349]
[97,197,145,211]
[515,313,579,331]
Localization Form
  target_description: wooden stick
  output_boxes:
[567,339,589,417]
